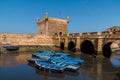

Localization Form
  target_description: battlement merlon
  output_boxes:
[36,13,69,24]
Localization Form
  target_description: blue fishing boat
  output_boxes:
[61,55,84,65]
[51,55,82,65]
[28,58,39,64]
[3,45,19,51]
[54,52,70,56]
[53,60,80,72]
[28,50,84,73]
[32,50,53,58]
[27,58,50,64]
[35,60,65,73]
[51,52,84,65]
[33,50,84,64]
[32,50,84,65]
[65,64,80,72]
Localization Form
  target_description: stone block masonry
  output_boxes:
[0,33,54,46]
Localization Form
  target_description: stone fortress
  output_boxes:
[37,13,69,36]
[0,13,120,55]
[0,13,69,46]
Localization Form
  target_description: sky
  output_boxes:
[0,0,120,34]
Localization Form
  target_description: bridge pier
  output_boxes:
[97,36,103,53]
[65,37,68,48]
[75,37,80,50]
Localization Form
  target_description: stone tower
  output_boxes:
[36,13,69,36]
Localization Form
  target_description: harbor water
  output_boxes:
[0,51,120,80]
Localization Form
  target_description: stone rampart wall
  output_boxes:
[0,33,54,46]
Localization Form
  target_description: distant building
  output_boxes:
[102,26,120,35]
[36,13,69,37]
[105,26,120,32]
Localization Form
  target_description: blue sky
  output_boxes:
[0,0,120,34]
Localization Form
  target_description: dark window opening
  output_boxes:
[113,29,116,34]
[59,32,62,36]
[41,32,42,35]
[55,33,58,37]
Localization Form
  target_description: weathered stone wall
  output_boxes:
[47,17,68,36]
[37,19,46,35]
[37,13,69,37]
[0,33,54,46]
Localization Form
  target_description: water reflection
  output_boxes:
[35,67,96,80]
[36,68,65,79]
[0,51,120,80]
[28,63,94,80]
[0,52,31,67]
[110,51,120,80]
[113,72,120,80]
[28,63,64,78]
[111,51,120,68]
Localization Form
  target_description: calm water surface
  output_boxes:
[0,51,120,80]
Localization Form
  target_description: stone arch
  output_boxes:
[102,41,120,58]
[68,41,76,52]
[80,40,95,55]
[102,42,112,58]
[111,42,119,49]
[60,42,64,50]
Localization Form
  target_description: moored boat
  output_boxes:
[3,45,19,51]
[27,58,50,64]
[28,50,84,73]
[35,60,65,73]
[51,56,81,65]
[32,50,84,65]
[55,62,80,72]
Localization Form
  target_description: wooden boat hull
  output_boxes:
[65,67,80,72]
[3,46,19,51]
[35,61,65,73]
[36,66,64,73]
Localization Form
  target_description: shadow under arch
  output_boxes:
[60,42,64,50]
[80,40,95,55]
[68,41,76,52]
[102,42,112,58]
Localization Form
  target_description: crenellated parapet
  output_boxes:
[69,32,101,39]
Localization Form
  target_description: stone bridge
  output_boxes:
[53,29,120,57]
